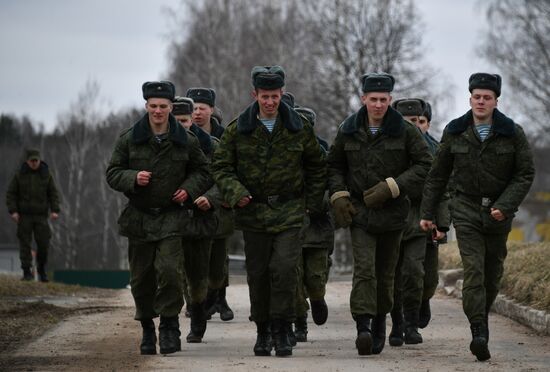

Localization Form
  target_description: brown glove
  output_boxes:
[333,197,357,228]
[363,180,393,208]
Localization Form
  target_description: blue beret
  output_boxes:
[361,73,395,93]
[142,81,175,100]
[186,87,216,107]
[468,73,501,97]
[251,65,285,89]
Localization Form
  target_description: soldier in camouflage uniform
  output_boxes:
[327,73,431,356]
[6,148,60,282]
[212,66,326,357]
[388,98,450,347]
[420,73,535,361]
[106,81,212,355]
[186,88,235,323]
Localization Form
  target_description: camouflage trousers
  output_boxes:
[350,227,402,317]
[209,237,228,290]
[128,237,184,320]
[422,239,439,301]
[243,228,301,323]
[456,227,508,323]
[17,214,51,269]
[182,237,212,305]
[393,235,426,314]
[295,247,329,317]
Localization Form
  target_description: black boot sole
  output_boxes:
[254,349,272,356]
[159,346,177,354]
[140,347,157,355]
[220,311,234,321]
[356,332,373,355]
[275,349,292,357]
[389,336,404,347]
[470,339,491,361]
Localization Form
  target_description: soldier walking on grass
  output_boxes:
[327,73,431,356]
[420,73,535,361]
[6,149,60,282]
[212,65,326,357]
[106,81,212,355]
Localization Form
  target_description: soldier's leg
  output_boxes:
[153,236,184,317]
[303,247,328,301]
[16,214,34,271]
[483,233,508,314]
[420,238,439,328]
[294,251,309,342]
[209,238,227,290]
[128,239,158,320]
[456,226,487,324]
[34,216,52,282]
[269,228,301,356]
[401,235,426,344]
[389,242,405,347]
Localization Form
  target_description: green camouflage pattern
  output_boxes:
[6,162,60,215]
[17,214,51,268]
[212,102,326,233]
[106,114,212,242]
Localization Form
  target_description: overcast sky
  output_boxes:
[0,0,492,132]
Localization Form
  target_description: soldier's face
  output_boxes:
[253,88,282,118]
[416,116,430,134]
[26,159,41,170]
[192,103,214,127]
[470,89,497,121]
[146,98,172,126]
[175,114,192,129]
[361,92,392,122]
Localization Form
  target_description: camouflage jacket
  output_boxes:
[328,106,432,233]
[6,161,61,216]
[211,101,327,233]
[106,113,212,241]
[421,109,535,230]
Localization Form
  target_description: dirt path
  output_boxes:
[8,277,550,371]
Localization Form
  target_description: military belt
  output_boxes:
[130,202,183,216]
[251,192,303,206]
[457,192,493,208]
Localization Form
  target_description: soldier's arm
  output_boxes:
[302,124,327,214]
[106,133,139,193]
[6,174,19,214]
[211,124,251,207]
[394,126,432,197]
[434,191,451,232]
[491,125,535,216]
[327,130,349,198]
[420,130,455,220]
[47,173,61,213]
[180,134,213,201]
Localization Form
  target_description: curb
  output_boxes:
[438,269,550,335]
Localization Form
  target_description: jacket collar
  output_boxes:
[210,117,225,139]
[132,113,188,146]
[236,101,303,134]
[340,106,404,137]
[20,161,49,177]
[446,109,516,137]
[189,124,213,155]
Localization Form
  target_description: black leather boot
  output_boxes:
[159,316,180,354]
[204,289,218,320]
[310,298,328,325]
[355,314,373,356]
[217,287,234,321]
[389,309,404,347]
[288,324,297,346]
[21,267,33,281]
[404,311,423,344]
[272,319,292,357]
[253,321,272,356]
[470,322,491,361]
[371,314,386,354]
[419,299,431,329]
[140,319,157,355]
[37,264,49,282]
[186,302,207,343]
[294,316,308,342]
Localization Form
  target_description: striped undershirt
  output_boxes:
[368,126,380,135]
[475,124,491,142]
[260,118,276,133]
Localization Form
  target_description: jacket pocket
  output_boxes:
[117,204,145,238]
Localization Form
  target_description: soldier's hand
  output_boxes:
[237,196,252,208]
[419,219,433,231]
[136,171,152,186]
[363,181,393,208]
[194,196,212,211]
[433,229,446,240]
[172,189,188,203]
[490,208,505,221]
[221,201,231,208]
[10,212,20,223]
[50,212,59,221]
[333,197,357,228]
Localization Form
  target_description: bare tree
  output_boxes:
[480,0,550,143]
